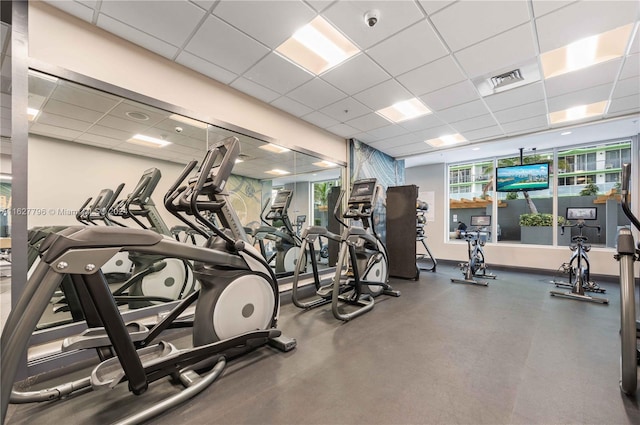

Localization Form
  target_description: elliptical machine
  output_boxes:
[451,215,496,286]
[0,136,295,425]
[616,163,639,395]
[550,207,608,304]
[253,189,305,276]
[291,178,400,321]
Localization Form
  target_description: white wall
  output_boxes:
[0,154,10,174]
[28,135,186,229]
[407,163,627,277]
[28,2,346,163]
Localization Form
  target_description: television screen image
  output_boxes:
[470,215,491,227]
[496,163,550,192]
[566,207,597,220]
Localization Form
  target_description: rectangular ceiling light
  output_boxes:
[27,107,40,121]
[169,114,209,129]
[259,143,291,154]
[548,101,608,125]
[265,169,290,176]
[312,160,337,168]
[127,134,172,148]
[541,24,633,79]
[377,98,432,123]
[425,133,466,148]
[276,17,359,75]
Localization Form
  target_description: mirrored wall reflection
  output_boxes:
[0,16,12,330]
[25,69,345,331]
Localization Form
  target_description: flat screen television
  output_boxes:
[495,163,550,192]
[470,215,491,227]
[566,207,597,220]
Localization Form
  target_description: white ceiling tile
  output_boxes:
[270,97,314,117]
[620,54,640,80]
[76,133,123,147]
[51,84,120,113]
[190,1,216,11]
[630,27,640,55]
[531,0,575,18]
[231,77,281,103]
[301,111,341,128]
[455,24,536,78]
[96,114,150,134]
[460,125,504,142]
[494,101,547,124]
[322,54,389,95]
[450,114,498,132]
[351,132,377,144]
[213,0,316,49]
[430,0,530,52]
[175,51,238,84]
[418,0,455,15]
[325,123,358,138]
[353,79,412,111]
[399,113,445,132]
[320,97,371,122]
[544,58,622,98]
[305,1,336,13]
[384,141,432,157]
[370,133,421,148]
[435,99,490,123]
[536,0,639,53]
[501,115,548,134]
[96,15,178,59]
[397,55,466,96]
[484,82,545,112]
[612,77,640,99]
[37,112,94,132]
[243,53,314,95]
[345,113,389,132]
[287,78,346,110]
[420,80,481,111]
[184,15,270,75]
[547,84,613,112]
[367,124,410,140]
[413,124,457,140]
[86,124,132,140]
[366,20,448,77]
[46,0,94,22]
[43,99,105,123]
[30,123,84,140]
[323,1,425,50]
[99,0,206,47]
[607,94,640,115]
[111,101,169,126]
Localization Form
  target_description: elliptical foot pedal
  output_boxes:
[316,284,333,298]
[62,322,149,352]
[383,289,401,297]
[268,335,297,352]
[91,341,178,390]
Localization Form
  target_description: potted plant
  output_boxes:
[519,213,570,245]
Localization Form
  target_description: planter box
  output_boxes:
[520,226,572,245]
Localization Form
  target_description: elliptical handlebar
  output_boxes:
[333,190,348,229]
[621,163,640,232]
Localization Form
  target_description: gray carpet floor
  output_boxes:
[5,264,640,424]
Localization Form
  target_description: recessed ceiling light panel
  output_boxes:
[377,98,431,123]
[259,143,291,154]
[425,133,466,148]
[27,108,40,121]
[549,101,608,125]
[541,24,633,79]
[265,169,290,176]
[127,134,171,148]
[276,17,359,75]
[312,160,337,168]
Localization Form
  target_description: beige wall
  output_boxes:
[28,135,187,229]
[407,163,629,278]
[28,2,346,163]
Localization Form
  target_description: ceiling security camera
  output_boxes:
[364,10,380,28]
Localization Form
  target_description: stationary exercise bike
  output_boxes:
[616,163,640,395]
[0,136,295,425]
[291,178,400,321]
[550,207,608,304]
[252,189,306,276]
[451,215,496,286]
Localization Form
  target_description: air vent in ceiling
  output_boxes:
[490,69,524,89]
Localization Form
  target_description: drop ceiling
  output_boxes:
[38,0,640,164]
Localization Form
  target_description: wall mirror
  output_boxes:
[24,67,344,335]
